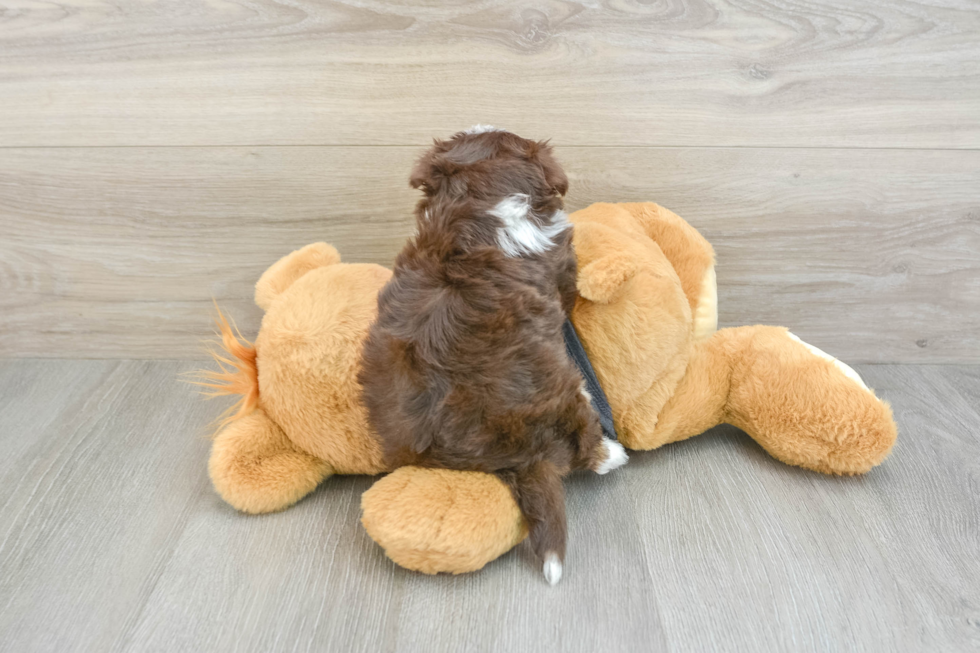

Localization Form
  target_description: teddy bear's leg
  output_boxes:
[630,334,732,451]
[651,326,897,474]
[361,467,527,574]
[209,408,332,514]
[725,327,897,474]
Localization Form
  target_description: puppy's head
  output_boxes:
[410,126,568,211]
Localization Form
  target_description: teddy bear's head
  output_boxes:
[566,203,717,450]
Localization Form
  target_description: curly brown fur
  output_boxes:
[359,128,621,584]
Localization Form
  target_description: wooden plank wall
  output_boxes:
[1,0,978,361]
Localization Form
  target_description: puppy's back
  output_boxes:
[359,196,576,469]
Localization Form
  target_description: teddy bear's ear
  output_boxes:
[577,254,638,303]
[255,242,341,311]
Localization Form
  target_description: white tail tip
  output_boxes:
[543,553,563,586]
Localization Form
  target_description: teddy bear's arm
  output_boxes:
[576,249,638,304]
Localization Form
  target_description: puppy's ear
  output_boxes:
[532,140,568,196]
[409,145,439,194]
[410,146,462,196]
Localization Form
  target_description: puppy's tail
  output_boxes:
[508,460,567,586]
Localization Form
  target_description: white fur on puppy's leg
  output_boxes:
[595,439,629,475]
[543,552,563,586]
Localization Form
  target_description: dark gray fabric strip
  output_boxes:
[562,319,618,441]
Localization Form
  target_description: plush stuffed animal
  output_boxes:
[201,202,897,575]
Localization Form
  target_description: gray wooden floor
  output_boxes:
[1,360,977,652]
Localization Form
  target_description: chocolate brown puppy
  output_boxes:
[358,127,628,585]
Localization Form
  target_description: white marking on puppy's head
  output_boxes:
[490,195,570,257]
[463,124,503,135]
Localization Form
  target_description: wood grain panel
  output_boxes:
[2,146,978,361]
[0,146,420,358]
[1,360,978,651]
[1,0,978,147]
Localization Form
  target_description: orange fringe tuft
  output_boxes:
[186,304,260,436]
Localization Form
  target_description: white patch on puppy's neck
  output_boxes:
[464,124,503,134]
[490,194,570,257]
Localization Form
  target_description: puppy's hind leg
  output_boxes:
[594,438,629,475]
[506,461,568,586]
[570,393,629,475]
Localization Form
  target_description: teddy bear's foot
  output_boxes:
[723,326,898,475]
[361,466,527,574]
[209,408,332,513]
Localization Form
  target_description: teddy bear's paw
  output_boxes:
[594,438,629,475]
[543,553,563,586]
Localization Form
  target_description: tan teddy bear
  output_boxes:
[201,202,896,575]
